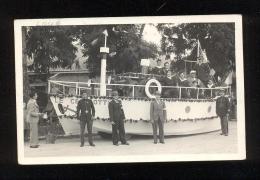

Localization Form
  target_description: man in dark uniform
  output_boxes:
[77,92,95,147]
[216,89,230,136]
[108,91,129,146]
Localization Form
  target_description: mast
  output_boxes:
[100,29,109,96]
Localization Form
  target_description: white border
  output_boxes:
[15,15,245,165]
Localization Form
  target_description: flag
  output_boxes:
[197,40,208,64]
[102,29,108,36]
[90,38,99,46]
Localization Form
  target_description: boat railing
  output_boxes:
[48,80,231,99]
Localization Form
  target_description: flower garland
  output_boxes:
[50,94,216,103]
[59,115,218,123]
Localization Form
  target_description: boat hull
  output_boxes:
[50,96,221,136]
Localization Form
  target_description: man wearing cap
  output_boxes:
[216,89,230,136]
[77,92,95,147]
[150,91,167,144]
[108,91,129,146]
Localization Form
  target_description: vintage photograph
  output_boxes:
[15,15,245,164]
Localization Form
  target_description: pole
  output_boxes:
[100,32,108,96]
[100,53,107,96]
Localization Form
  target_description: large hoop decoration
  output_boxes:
[145,79,162,99]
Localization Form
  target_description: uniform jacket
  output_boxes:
[150,99,167,122]
[216,96,230,117]
[26,99,40,123]
[108,99,125,124]
[77,98,95,120]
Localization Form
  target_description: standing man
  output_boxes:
[77,92,95,147]
[108,90,129,146]
[150,91,167,144]
[216,89,230,136]
[26,91,44,148]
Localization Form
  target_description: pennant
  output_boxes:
[102,29,108,36]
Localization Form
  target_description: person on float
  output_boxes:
[195,57,211,86]
[26,91,44,148]
[187,70,205,99]
[76,91,96,147]
[152,59,164,75]
[161,71,178,98]
[204,79,216,98]
[216,89,230,136]
[108,90,129,146]
[162,61,171,75]
[177,71,190,98]
[150,91,167,144]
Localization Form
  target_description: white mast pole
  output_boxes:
[100,30,109,96]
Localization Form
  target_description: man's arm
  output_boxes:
[90,100,95,117]
[163,101,167,121]
[150,101,154,123]
[108,102,114,123]
[76,100,81,119]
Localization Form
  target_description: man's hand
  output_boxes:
[112,121,115,125]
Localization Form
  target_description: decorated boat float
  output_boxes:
[48,71,231,136]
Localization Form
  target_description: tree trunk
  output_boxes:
[22,27,30,103]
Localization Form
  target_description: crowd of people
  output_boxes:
[110,58,223,99]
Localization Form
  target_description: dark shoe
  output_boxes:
[113,143,119,146]
[154,142,157,144]
[30,145,39,148]
[90,143,95,147]
[80,144,84,147]
[122,142,129,145]
[220,133,223,135]
[160,141,165,144]
[224,134,228,136]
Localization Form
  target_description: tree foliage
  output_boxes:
[77,24,159,75]
[157,23,235,77]
[24,26,78,73]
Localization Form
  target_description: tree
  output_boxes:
[22,27,30,103]
[78,24,159,76]
[25,26,78,73]
[157,23,235,77]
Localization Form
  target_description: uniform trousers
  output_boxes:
[112,120,127,145]
[220,115,229,135]
[80,119,93,145]
[152,118,164,143]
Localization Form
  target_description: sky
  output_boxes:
[142,24,162,47]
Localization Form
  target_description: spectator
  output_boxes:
[26,91,44,148]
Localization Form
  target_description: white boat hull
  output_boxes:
[50,96,221,136]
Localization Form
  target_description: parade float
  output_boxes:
[48,71,230,137]
[48,35,231,137]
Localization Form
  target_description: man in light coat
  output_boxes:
[150,91,167,144]
[26,91,43,148]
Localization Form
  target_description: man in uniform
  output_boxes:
[77,92,95,147]
[108,91,129,146]
[216,89,230,136]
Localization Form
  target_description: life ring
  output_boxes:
[145,79,162,98]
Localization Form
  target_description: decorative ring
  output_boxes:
[145,79,162,99]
